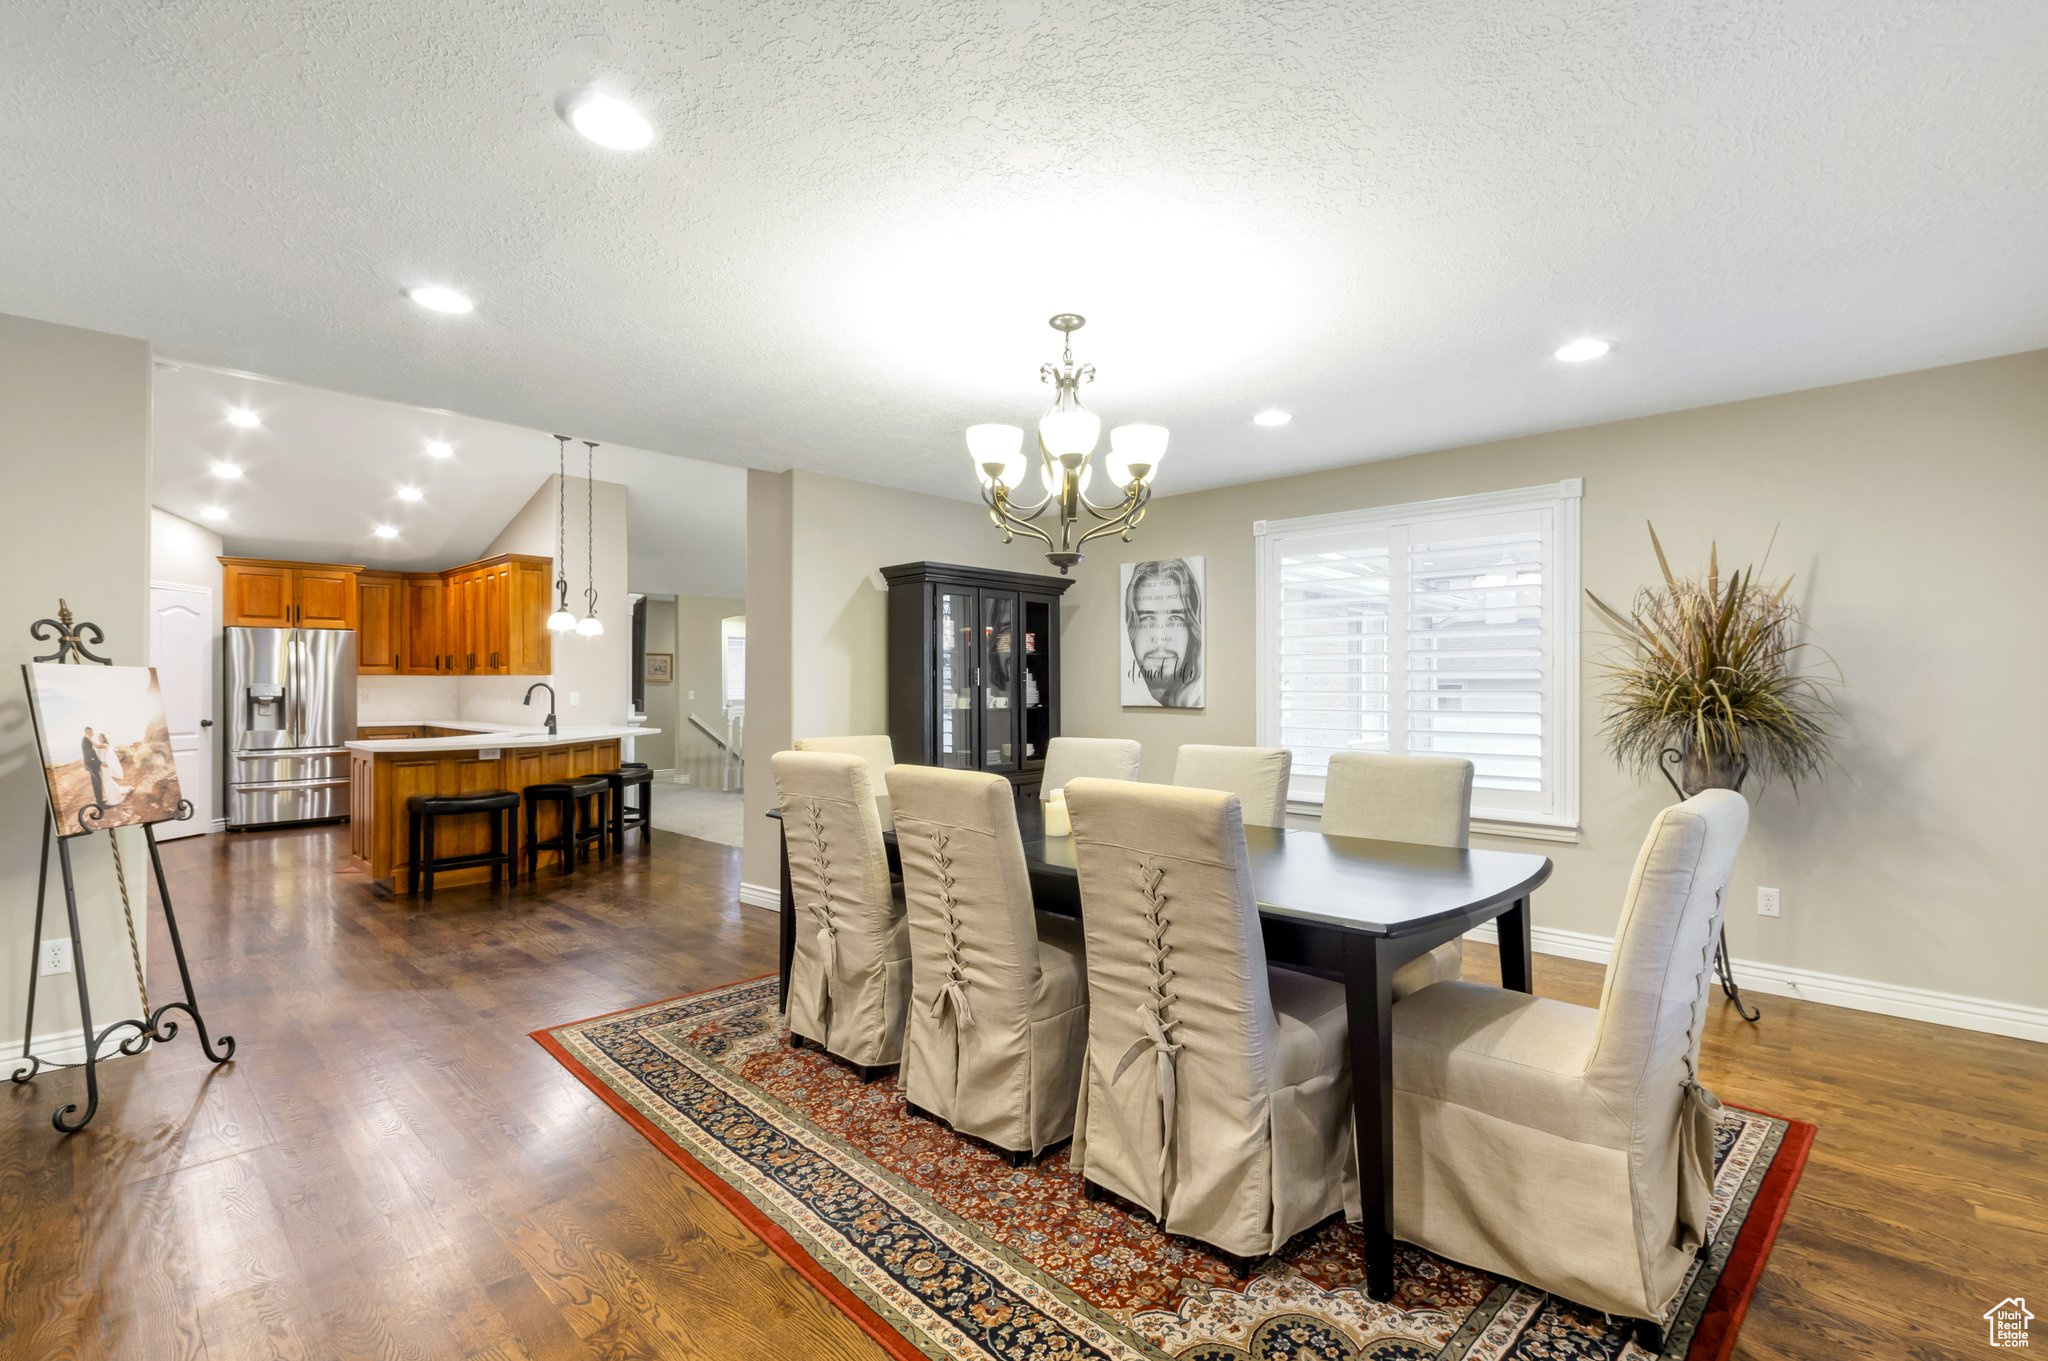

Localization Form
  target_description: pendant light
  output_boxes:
[545,436,577,632]
[576,440,604,636]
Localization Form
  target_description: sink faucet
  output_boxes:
[523,682,558,735]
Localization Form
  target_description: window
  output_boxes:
[1255,479,1581,836]
[720,616,747,710]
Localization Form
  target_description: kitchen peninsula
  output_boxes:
[347,721,656,893]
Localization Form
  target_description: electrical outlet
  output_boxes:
[687,689,695,700]
[39,938,73,976]
[569,691,581,706]
[1757,887,1781,918]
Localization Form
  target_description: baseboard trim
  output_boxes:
[737,881,781,913]
[210,817,227,833]
[1,1025,145,1066]
[1465,923,2048,1043]
[652,768,677,781]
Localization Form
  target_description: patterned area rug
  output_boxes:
[535,978,1814,1361]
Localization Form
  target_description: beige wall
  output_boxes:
[741,471,794,889]
[637,598,678,770]
[1,314,154,1053]
[459,473,632,726]
[1059,350,2048,1013]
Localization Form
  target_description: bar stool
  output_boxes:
[407,790,520,901]
[602,763,655,852]
[524,775,611,879]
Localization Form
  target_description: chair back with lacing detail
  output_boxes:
[1064,778,1281,1234]
[772,750,896,1052]
[886,765,1046,1126]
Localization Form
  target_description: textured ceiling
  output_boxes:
[154,363,747,596]
[5,2,2046,503]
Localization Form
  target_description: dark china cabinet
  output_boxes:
[883,561,1072,793]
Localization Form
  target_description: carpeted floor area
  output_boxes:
[538,978,1815,1361]
[647,781,745,848]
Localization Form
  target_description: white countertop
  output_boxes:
[347,721,656,754]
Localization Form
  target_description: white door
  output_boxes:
[149,582,214,839]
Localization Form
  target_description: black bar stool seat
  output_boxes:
[407,790,520,901]
[600,765,656,852]
[524,776,612,879]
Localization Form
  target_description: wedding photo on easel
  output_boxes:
[12,601,235,1134]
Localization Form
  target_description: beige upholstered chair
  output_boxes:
[1322,751,1474,999]
[773,750,911,1078]
[795,735,897,825]
[885,765,1088,1163]
[1039,737,1142,794]
[1171,744,1292,828]
[1065,777,1356,1266]
[1391,790,1750,1339]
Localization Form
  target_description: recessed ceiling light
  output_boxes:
[397,485,423,502]
[425,439,453,458]
[1554,337,1612,362]
[210,461,243,479]
[200,505,228,521]
[406,285,474,315]
[561,91,656,151]
[1253,409,1293,428]
[372,524,399,539]
[226,407,260,428]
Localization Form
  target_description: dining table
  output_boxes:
[768,795,1553,1301]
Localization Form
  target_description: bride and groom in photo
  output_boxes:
[79,725,133,808]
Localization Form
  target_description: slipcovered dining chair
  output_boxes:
[1065,777,1356,1268]
[1391,790,1750,1345]
[795,734,897,825]
[1039,736,1142,794]
[773,750,911,1080]
[885,765,1088,1163]
[1322,751,1474,999]
[1171,744,1292,828]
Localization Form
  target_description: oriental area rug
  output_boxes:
[535,978,1814,1361]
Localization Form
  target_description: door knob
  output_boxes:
[200,718,214,727]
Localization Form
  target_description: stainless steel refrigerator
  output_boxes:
[224,627,357,828]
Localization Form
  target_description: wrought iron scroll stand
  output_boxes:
[1657,747,1761,1023]
[10,601,237,1132]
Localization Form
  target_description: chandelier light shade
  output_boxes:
[546,435,578,632]
[969,314,1167,574]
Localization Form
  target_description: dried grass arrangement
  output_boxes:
[1587,525,1839,795]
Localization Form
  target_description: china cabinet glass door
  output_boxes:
[980,591,1019,772]
[936,589,977,768]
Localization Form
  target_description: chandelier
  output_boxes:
[968,314,1167,574]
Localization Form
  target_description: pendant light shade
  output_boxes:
[547,606,577,632]
[576,614,605,637]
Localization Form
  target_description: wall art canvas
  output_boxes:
[1119,555,1205,708]
[22,663,185,837]
[644,651,674,684]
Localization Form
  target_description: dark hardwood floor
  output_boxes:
[3,823,2042,1359]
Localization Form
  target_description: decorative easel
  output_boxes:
[11,601,236,1132]
[1658,747,1762,1023]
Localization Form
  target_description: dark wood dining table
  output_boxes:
[769,797,1553,1300]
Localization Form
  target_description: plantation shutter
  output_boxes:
[723,631,747,706]
[1257,481,1579,832]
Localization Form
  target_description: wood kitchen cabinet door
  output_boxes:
[355,573,403,673]
[222,561,295,628]
[294,566,360,630]
[507,557,554,675]
[480,563,511,673]
[448,567,483,673]
[400,574,445,674]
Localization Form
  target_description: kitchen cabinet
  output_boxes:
[355,573,403,674]
[221,558,362,629]
[400,574,445,674]
[882,561,1071,793]
[224,554,550,675]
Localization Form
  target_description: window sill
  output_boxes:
[1285,801,1581,846]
